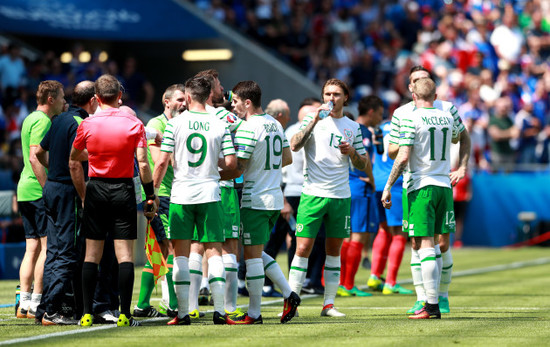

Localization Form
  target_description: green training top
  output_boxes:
[17,111,51,201]
[147,114,174,197]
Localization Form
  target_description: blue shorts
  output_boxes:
[18,198,50,239]
[350,193,379,233]
[375,189,403,227]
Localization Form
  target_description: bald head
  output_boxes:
[298,105,318,123]
[119,105,137,117]
[266,99,290,128]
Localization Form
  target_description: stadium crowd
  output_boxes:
[193,0,550,169]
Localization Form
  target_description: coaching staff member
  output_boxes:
[70,74,158,327]
[36,80,98,325]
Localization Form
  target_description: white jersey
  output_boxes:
[235,113,289,210]
[161,110,235,204]
[399,107,462,192]
[300,114,367,198]
[282,121,305,197]
[389,99,465,190]
[206,104,243,188]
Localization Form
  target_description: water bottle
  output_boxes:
[15,285,20,317]
[374,127,384,154]
[318,101,333,119]
[288,215,297,231]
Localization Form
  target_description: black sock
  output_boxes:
[118,262,134,317]
[82,262,98,315]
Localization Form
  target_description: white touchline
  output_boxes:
[2,257,549,345]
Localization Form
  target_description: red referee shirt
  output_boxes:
[73,108,147,178]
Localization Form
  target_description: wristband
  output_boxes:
[143,181,155,197]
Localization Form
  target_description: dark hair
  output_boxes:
[94,74,122,104]
[36,80,63,105]
[232,80,262,108]
[409,65,433,80]
[72,81,95,106]
[163,84,185,102]
[343,111,355,120]
[185,76,211,104]
[299,97,322,109]
[358,95,383,115]
[321,78,350,106]
[195,69,219,80]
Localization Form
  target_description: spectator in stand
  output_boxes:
[120,57,154,113]
[490,7,525,68]
[488,97,520,172]
[514,98,541,165]
[0,43,26,94]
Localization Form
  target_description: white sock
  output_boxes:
[208,255,226,315]
[262,252,292,298]
[245,258,264,319]
[161,276,169,304]
[223,253,238,313]
[434,244,442,294]
[439,249,453,298]
[288,256,308,295]
[30,293,41,311]
[200,276,210,290]
[188,252,203,312]
[324,255,340,306]
[411,248,426,301]
[418,248,438,305]
[20,292,31,311]
[173,256,190,319]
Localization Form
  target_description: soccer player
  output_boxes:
[188,69,243,318]
[153,76,236,326]
[226,80,300,324]
[368,110,414,296]
[382,78,468,319]
[71,74,158,327]
[339,95,383,297]
[288,78,372,317]
[388,66,470,314]
[134,84,186,319]
[35,81,97,325]
[17,80,66,320]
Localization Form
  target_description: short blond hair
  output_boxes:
[412,78,436,101]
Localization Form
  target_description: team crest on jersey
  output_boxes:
[226,114,238,123]
[343,129,353,142]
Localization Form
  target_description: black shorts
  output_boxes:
[82,178,137,240]
[18,199,50,239]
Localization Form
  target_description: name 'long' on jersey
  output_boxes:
[161,110,235,204]
[235,113,289,210]
[399,107,462,192]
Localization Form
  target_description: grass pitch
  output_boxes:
[1,247,549,346]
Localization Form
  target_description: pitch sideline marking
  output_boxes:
[1,257,549,346]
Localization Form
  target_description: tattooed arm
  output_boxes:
[290,118,317,152]
[381,145,411,209]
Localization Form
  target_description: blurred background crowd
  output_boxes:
[1,0,550,193]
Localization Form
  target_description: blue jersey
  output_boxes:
[350,123,373,197]
[373,120,402,192]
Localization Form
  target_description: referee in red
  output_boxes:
[70,74,158,327]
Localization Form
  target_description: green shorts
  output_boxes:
[407,186,455,238]
[295,194,351,239]
[221,187,240,239]
[169,201,225,243]
[240,208,280,246]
